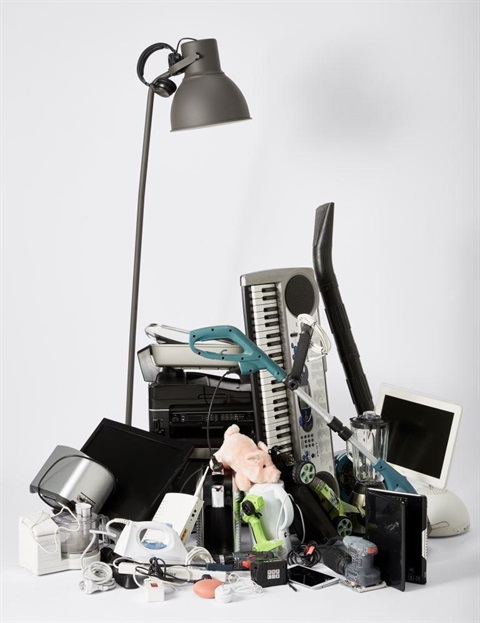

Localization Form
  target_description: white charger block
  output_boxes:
[143,579,165,602]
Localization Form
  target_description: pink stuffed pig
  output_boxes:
[213,424,281,492]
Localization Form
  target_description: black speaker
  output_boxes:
[284,274,316,316]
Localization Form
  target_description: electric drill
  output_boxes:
[322,535,381,588]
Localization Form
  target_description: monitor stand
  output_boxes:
[417,486,470,537]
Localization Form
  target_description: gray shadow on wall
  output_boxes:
[288,43,407,146]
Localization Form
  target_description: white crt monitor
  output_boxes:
[375,384,462,490]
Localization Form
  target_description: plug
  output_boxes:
[143,579,165,602]
[79,579,112,595]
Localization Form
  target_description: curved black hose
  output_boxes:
[312,203,374,415]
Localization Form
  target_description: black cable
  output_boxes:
[133,557,200,586]
[286,541,322,568]
[206,368,240,466]
[179,466,205,493]
[136,42,176,86]
[175,37,197,53]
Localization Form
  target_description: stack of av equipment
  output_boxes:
[138,339,255,458]
[148,368,255,453]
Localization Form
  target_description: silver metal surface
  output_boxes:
[30,445,115,513]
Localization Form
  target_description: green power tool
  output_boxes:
[241,495,283,552]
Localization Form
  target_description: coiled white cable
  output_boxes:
[226,573,263,595]
[77,517,134,594]
[79,561,116,594]
[185,546,213,566]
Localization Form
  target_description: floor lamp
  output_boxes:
[125,38,251,425]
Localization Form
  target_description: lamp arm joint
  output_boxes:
[166,53,200,77]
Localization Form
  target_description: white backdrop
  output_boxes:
[1,2,479,622]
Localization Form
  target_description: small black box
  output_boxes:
[250,560,288,588]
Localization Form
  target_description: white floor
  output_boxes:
[2,508,479,623]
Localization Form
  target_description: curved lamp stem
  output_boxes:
[125,86,155,425]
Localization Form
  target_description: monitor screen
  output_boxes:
[81,418,193,520]
[376,385,462,489]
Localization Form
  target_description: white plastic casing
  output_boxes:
[143,579,165,602]
[19,513,99,575]
[148,493,204,543]
[215,584,232,603]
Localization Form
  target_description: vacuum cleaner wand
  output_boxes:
[312,203,374,415]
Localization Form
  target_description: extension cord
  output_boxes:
[116,562,227,583]
[117,562,147,575]
[171,567,227,582]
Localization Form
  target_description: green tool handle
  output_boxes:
[189,325,287,379]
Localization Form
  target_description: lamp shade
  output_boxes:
[170,39,251,131]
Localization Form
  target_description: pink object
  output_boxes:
[214,424,281,492]
[193,578,223,599]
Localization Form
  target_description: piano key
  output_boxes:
[261,397,288,407]
[265,434,291,446]
[260,378,286,387]
[261,408,290,421]
[262,415,291,428]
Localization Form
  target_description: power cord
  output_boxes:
[206,367,241,470]
[79,561,116,595]
[185,546,213,566]
[226,573,263,595]
[286,541,322,568]
[132,557,189,589]
[78,517,130,594]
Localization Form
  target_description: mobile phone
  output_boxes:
[288,565,339,590]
